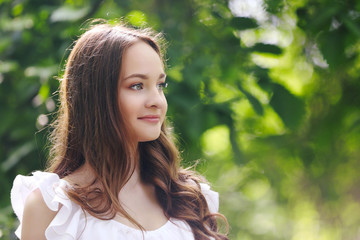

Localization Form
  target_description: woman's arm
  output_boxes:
[21,189,58,240]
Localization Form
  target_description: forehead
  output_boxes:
[120,40,163,76]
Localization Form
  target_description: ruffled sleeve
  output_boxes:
[10,171,84,240]
[199,183,219,214]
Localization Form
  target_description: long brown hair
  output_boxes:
[48,20,228,240]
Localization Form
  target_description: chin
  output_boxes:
[138,134,161,143]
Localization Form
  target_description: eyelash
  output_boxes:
[130,83,143,90]
[158,82,168,90]
[129,82,168,91]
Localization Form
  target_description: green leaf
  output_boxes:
[1,141,35,172]
[307,5,341,32]
[230,17,258,30]
[264,0,284,14]
[270,84,305,130]
[0,110,14,136]
[342,15,360,38]
[318,30,345,69]
[237,82,264,116]
[251,43,282,55]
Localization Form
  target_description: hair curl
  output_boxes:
[47,20,228,240]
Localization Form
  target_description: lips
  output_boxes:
[138,115,160,123]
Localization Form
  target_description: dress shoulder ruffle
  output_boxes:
[11,171,84,240]
[199,183,219,214]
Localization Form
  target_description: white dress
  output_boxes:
[11,171,219,240]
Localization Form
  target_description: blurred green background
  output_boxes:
[1,0,360,239]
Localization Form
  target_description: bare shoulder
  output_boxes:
[21,189,58,240]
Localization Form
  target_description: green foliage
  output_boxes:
[1,0,360,239]
[231,17,259,30]
[269,83,305,130]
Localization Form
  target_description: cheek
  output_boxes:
[163,96,168,113]
[118,93,136,117]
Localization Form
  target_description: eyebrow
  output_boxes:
[123,73,166,81]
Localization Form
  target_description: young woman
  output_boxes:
[11,20,228,240]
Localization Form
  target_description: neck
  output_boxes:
[124,164,142,189]
[122,148,145,189]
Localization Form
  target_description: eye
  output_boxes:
[130,83,143,90]
[157,82,168,91]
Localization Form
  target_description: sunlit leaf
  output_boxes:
[50,5,90,22]
[12,4,23,16]
[0,61,18,73]
[0,15,33,31]
[237,82,264,116]
[126,10,147,27]
[38,84,50,101]
[201,125,231,156]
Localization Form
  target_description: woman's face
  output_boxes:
[118,40,168,142]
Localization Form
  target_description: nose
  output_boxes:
[145,86,167,109]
